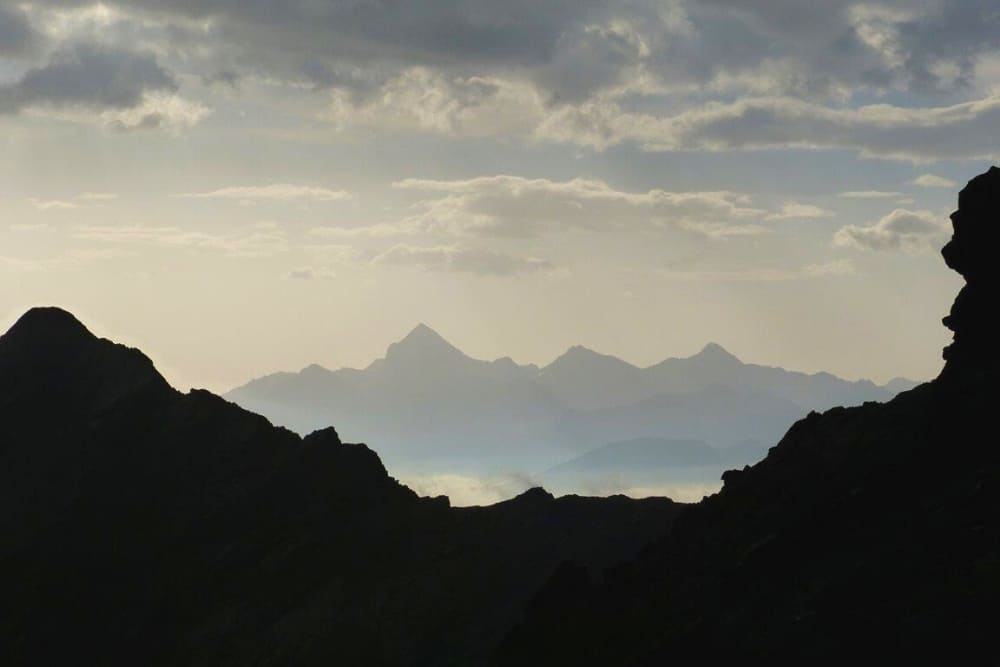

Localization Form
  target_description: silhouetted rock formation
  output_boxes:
[941,165,1000,379]
[496,168,999,664]
[0,308,679,665]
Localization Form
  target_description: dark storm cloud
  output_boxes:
[694,0,1000,93]
[16,1,1000,100]
[0,4,38,56]
[0,43,176,114]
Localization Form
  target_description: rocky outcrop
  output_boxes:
[941,165,1000,379]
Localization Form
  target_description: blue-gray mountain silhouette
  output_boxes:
[226,324,912,485]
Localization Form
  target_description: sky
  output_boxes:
[1,0,996,392]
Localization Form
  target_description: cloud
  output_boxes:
[766,202,833,220]
[653,258,857,282]
[7,1,1000,157]
[801,258,856,277]
[535,93,1000,161]
[78,192,119,201]
[0,4,38,56]
[373,244,552,276]
[838,190,904,199]
[24,0,1000,102]
[911,174,957,188]
[0,248,128,272]
[0,43,176,114]
[284,266,336,281]
[833,208,948,252]
[178,183,352,203]
[326,68,542,137]
[76,225,289,257]
[391,175,768,238]
[102,91,210,132]
[29,198,79,211]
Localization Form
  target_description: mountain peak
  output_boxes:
[385,323,465,362]
[692,342,741,364]
[2,306,95,348]
[0,306,169,412]
[545,345,637,373]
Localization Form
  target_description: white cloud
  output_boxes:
[0,248,129,272]
[29,198,79,211]
[284,266,336,281]
[390,175,768,239]
[78,192,118,201]
[103,92,211,132]
[802,258,856,277]
[327,68,543,138]
[766,202,834,220]
[534,94,1000,161]
[838,190,904,199]
[76,225,289,257]
[304,244,363,264]
[373,244,553,276]
[911,173,957,188]
[833,208,948,252]
[178,183,352,203]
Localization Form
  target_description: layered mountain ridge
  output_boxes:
[226,321,913,487]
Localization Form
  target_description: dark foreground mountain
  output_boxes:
[226,320,911,489]
[0,308,679,665]
[497,167,1000,663]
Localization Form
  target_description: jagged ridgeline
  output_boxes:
[497,168,1000,663]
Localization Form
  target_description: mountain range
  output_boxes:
[226,326,916,497]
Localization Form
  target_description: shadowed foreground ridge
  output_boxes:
[496,169,1000,663]
[0,309,679,664]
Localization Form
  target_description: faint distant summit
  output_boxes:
[691,342,741,365]
[384,323,465,363]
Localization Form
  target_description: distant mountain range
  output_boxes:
[226,326,917,494]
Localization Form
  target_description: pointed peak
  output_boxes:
[385,323,464,362]
[692,342,741,363]
[404,322,445,341]
[399,323,452,346]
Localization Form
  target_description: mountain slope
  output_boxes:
[0,308,680,666]
[496,167,1000,663]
